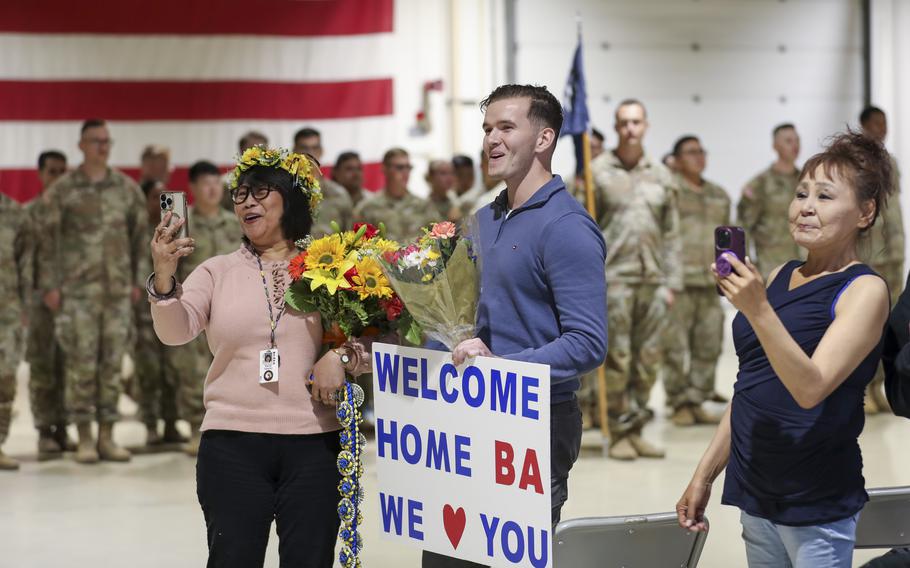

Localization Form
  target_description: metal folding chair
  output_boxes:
[554,512,708,567]
[855,486,910,549]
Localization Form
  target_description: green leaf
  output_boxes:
[285,282,318,313]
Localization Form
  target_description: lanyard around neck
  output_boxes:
[253,253,286,349]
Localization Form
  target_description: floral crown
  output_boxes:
[228,145,323,213]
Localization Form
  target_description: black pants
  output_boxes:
[196,430,341,568]
[422,397,583,567]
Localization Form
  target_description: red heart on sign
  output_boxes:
[442,504,467,549]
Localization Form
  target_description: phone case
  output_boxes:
[715,226,746,295]
[160,192,189,240]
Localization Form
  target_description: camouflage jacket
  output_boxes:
[311,178,354,237]
[861,154,904,269]
[591,151,683,290]
[676,176,731,288]
[736,165,802,275]
[353,190,440,243]
[180,207,240,279]
[36,167,147,300]
[0,193,29,323]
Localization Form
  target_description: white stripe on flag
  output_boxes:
[0,117,397,168]
[0,33,397,81]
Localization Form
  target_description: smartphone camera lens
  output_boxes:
[717,228,731,249]
[165,198,173,207]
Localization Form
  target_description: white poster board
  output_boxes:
[372,343,552,568]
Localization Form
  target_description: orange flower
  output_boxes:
[289,252,308,281]
[430,221,456,239]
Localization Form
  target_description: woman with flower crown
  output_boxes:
[147,146,369,567]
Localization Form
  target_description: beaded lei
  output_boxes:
[335,381,365,567]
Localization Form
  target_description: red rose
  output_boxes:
[353,222,379,240]
[380,296,404,321]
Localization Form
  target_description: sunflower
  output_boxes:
[305,235,347,271]
[350,257,393,300]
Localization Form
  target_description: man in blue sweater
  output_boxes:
[423,84,607,567]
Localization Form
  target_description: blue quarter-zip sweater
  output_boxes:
[475,175,607,403]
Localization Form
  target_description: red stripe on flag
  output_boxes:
[0,79,393,121]
[0,0,393,36]
[2,164,385,204]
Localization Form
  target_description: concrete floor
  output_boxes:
[2,308,908,567]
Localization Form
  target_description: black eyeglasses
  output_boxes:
[231,184,279,205]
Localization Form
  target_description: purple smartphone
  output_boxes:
[715,226,746,295]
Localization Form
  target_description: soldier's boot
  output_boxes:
[75,422,100,464]
[691,405,722,425]
[54,424,78,452]
[145,422,162,446]
[183,422,201,457]
[163,421,187,444]
[37,427,63,461]
[97,423,131,462]
[671,405,696,427]
[870,378,891,414]
[607,436,637,461]
[0,448,19,471]
[628,432,666,459]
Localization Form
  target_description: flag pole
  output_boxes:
[581,131,610,446]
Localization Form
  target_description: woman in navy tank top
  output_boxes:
[676,131,894,568]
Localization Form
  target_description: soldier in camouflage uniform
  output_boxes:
[661,136,729,427]
[737,123,803,279]
[426,159,457,221]
[37,119,148,464]
[24,150,76,459]
[859,106,905,413]
[293,127,353,236]
[588,100,682,460]
[353,148,439,242]
[171,161,240,455]
[135,179,184,447]
[332,152,367,207]
[0,192,29,470]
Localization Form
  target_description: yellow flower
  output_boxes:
[243,146,263,161]
[305,235,347,271]
[302,268,352,295]
[351,257,393,300]
[362,238,400,254]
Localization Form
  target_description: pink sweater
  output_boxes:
[150,246,340,435]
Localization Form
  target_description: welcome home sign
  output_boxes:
[373,343,552,567]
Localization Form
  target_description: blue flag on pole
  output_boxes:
[560,35,589,175]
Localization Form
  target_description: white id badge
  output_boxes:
[259,348,279,384]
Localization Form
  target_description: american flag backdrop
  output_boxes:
[0,0,399,202]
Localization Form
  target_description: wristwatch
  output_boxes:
[333,346,356,373]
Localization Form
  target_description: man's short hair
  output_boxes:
[615,99,647,119]
[382,147,409,166]
[239,130,268,152]
[38,150,66,170]
[452,154,474,169]
[480,84,564,135]
[772,123,796,138]
[188,160,221,183]
[672,135,700,157]
[294,127,321,145]
[81,119,107,136]
[859,106,886,126]
[334,151,360,169]
[141,144,170,160]
[591,128,605,142]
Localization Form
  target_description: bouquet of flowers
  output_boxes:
[284,221,420,568]
[379,221,479,349]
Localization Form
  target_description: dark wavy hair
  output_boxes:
[236,165,313,242]
[800,130,893,232]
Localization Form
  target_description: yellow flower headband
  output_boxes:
[228,145,324,213]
